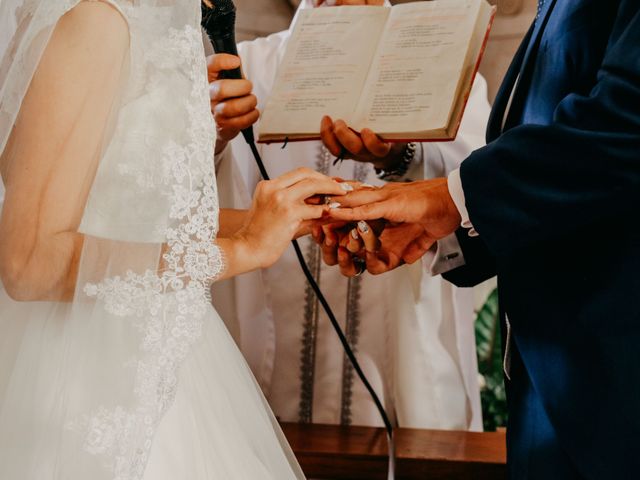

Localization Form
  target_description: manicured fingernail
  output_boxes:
[350,229,359,240]
[357,221,369,234]
[361,183,376,189]
[340,183,354,192]
[328,202,341,209]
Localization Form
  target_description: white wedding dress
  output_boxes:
[0,0,305,478]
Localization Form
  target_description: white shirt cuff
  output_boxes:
[447,168,478,237]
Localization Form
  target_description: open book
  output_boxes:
[258,0,495,143]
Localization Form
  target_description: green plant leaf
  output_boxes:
[475,288,499,371]
[474,287,508,431]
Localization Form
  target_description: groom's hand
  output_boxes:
[207,53,260,154]
[367,222,435,274]
[324,179,462,268]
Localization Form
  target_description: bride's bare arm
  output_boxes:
[0,2,129,301]
[218,209,248,237]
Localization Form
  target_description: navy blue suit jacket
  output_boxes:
[444,0,640,477]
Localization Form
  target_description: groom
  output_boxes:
[324,0,640,478]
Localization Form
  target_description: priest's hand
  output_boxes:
[207,53,260,154]
[320,116,406,171]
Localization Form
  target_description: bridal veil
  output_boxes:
[0,0,304,478]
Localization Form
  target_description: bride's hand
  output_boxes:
[232,168,349,270]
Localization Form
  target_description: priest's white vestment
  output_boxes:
[212,0,491,430]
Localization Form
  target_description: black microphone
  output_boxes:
[201,0,254,143]
[201,0,243,81]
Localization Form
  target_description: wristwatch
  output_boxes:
[375,142,417,182]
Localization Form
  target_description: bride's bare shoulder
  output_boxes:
[0,0,132,301]
[58,0,129,45]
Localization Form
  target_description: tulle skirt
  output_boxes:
[0,286,304,480]
[142,303,304,479]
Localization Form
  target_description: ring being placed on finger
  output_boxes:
[324,196,342,209]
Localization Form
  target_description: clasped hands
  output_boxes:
[311,177,462,277]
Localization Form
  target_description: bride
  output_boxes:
[0,0,349,478]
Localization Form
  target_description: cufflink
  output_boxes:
[442,252,460,261]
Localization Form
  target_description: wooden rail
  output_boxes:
[281,423,507,479]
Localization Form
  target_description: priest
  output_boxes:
[209,0,491,430]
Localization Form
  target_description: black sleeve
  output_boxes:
[442,229,497,288]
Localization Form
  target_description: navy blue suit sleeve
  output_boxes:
[461,3,640,256]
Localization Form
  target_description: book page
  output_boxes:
[351,0,482,136]
[259,6,389,139]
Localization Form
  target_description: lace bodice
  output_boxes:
[80,1,218,244]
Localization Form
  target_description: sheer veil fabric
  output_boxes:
[0,0,304,478]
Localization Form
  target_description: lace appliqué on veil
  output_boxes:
[71,25,223,480]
